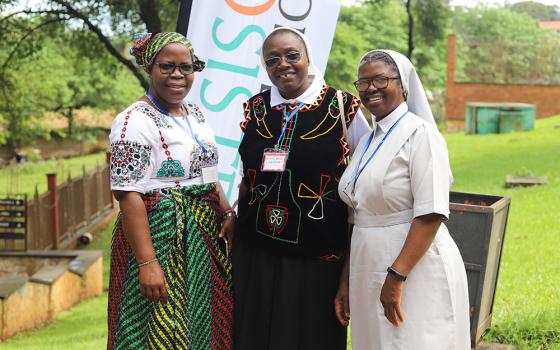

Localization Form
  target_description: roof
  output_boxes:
[540,21,560,30]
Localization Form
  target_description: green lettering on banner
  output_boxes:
[212,17,266,55]
[200,79,252,112]
[216,135,242,200]
[207,59,259,78]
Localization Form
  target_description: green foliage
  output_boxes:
[326,1,408,92]
[453,7,560,84]
[104,0,181,33]
[0,18,142,155]
[413,0,451,43]
[0,0,181,155]
[0,294,109,350]
[509,1,560,21]
[0,19,52,155]
[327,0,449,93]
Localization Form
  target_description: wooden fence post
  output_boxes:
[106,151,114,208]
[47,173,60,250]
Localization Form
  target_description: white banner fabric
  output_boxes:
[185,0,342,202]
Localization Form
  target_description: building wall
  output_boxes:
[445,34,560,120]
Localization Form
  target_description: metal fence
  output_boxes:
[0,164,113,251]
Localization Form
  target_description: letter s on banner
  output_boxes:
[225,0,275,15]
[212,17,266,53]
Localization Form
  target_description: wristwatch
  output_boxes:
[387,266,407,282]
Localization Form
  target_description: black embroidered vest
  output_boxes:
[237,85,361,257]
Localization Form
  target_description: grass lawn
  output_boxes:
[447,115,560,349]
[1,116,559,349]
[0,152,106,197]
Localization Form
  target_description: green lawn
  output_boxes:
[0,295,108,350]
[0,152,106,196]
[1,117,559,349]
[447,116,560,349]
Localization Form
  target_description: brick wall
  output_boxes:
[445,34,560,120]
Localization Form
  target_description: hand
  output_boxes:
[219,216,235,257]
[334,280,350,326]
[139,261,168,304]
[380,274,404,327]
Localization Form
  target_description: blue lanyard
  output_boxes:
[348,110,409,189]
[145,92,207,155]
[276,102,305,148]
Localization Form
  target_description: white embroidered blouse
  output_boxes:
[109,101,218,193]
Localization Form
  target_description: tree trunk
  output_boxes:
[138,0,162,33]
[67,108,74,137]
[406,0,414,59]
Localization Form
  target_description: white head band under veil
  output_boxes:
[359,50,436,126]
[261,27,325,95]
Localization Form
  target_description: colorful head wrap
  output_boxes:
[130,32,206,73]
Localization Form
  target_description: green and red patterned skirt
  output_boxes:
[108,184,233,349]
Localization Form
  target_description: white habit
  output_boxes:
[338,101,470,349]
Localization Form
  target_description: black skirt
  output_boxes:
[233,236,347,350]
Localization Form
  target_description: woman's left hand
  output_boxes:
[380,274,405,327]
[219,216,235,256]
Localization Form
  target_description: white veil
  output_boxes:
[359,50,435,126]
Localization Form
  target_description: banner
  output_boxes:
[185,0,342,202]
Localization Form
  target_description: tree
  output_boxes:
[1,0,182,90]
[0,19,52,156]
[452,7,560,84]
[0,0,179,155]
[509,1,560,21]
[0,17,142,156]
[326,1,449,93]
[326,2,408,92]
[361,0,451,60]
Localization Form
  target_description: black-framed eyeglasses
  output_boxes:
[154,62,195,75]
[264,52,302,68]
[353,76,400,92]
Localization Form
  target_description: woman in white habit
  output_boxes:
[335,50,470,350]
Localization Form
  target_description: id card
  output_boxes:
[261,148,288,172]
[202,165,219,184]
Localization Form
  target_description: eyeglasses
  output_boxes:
[264,52,302,68]
[353,76,400,92]
[154,62,195,75]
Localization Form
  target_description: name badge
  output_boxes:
[202,166,219,184]
[261,148,288,172]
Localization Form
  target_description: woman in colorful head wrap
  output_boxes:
[233,27,371,350]
[107,32,234,350]
[336,49,470,349]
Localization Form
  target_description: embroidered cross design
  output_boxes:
[297,175,336,220]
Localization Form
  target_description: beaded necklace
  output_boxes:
[118,103,183,188]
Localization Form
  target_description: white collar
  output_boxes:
[269,75,323,107]
[374,102,409,133]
